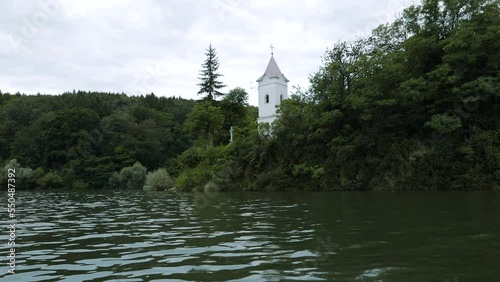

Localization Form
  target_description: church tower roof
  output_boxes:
[256,55,289,82]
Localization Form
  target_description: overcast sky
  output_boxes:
[0,0,414,106]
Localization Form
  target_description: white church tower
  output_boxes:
[256,46,289,125]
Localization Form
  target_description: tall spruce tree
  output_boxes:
[197,44,226,101]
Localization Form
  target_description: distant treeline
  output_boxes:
[0,91,195,189]
[1,0,498,191]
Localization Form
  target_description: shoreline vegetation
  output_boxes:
[1,0,498,191]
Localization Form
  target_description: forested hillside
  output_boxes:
[173,0,499,191]
[1,0,498,191]
[0,91,196,189]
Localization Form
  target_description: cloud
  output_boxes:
[0,0,410,105]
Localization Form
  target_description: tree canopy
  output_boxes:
[173,0,499,191]
[0,91,196,189]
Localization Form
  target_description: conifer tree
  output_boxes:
[197,44,226,101]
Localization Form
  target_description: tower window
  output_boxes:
[280,94,283,102]
[265,94,269,103]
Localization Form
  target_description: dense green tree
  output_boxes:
[221,87,249,126]
[197,44,226,101]
[217,87,251,144]
[186,101,224,148]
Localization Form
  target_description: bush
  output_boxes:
[71,180,88,190]
[174,145,230,191]
[175,165,211,191]
[108,162,147,190]
[1,159,34,189]
[145,168,174,191]
[204,180,219,193]
[37,171,63,189]
[108,172,120,189]
[212,159,242,191]
[176,147,204,169]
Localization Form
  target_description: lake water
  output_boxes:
[1,191,499,281]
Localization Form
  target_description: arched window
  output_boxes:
[265,94,269,103]
[280,94,283,102]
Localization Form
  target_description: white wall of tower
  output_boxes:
[257,66,288,125]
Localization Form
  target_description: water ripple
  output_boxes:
[1,191,499,281]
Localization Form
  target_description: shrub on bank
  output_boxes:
[108,162,147,190]
[145,168,174,191]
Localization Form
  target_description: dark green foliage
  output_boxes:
[0,92,196,189]
[37,171,63,190]
[217,87,250,144]
[185,101,224,148]
[0,159,34,189]
[1,0,497,191]
[254,0,499,191]
[197,44,226,101]
[174,0,498,191]
[174,145,231,191]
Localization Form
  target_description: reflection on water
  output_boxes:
[0,191,499,281]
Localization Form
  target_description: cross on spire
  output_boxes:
[269,44,275,56]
